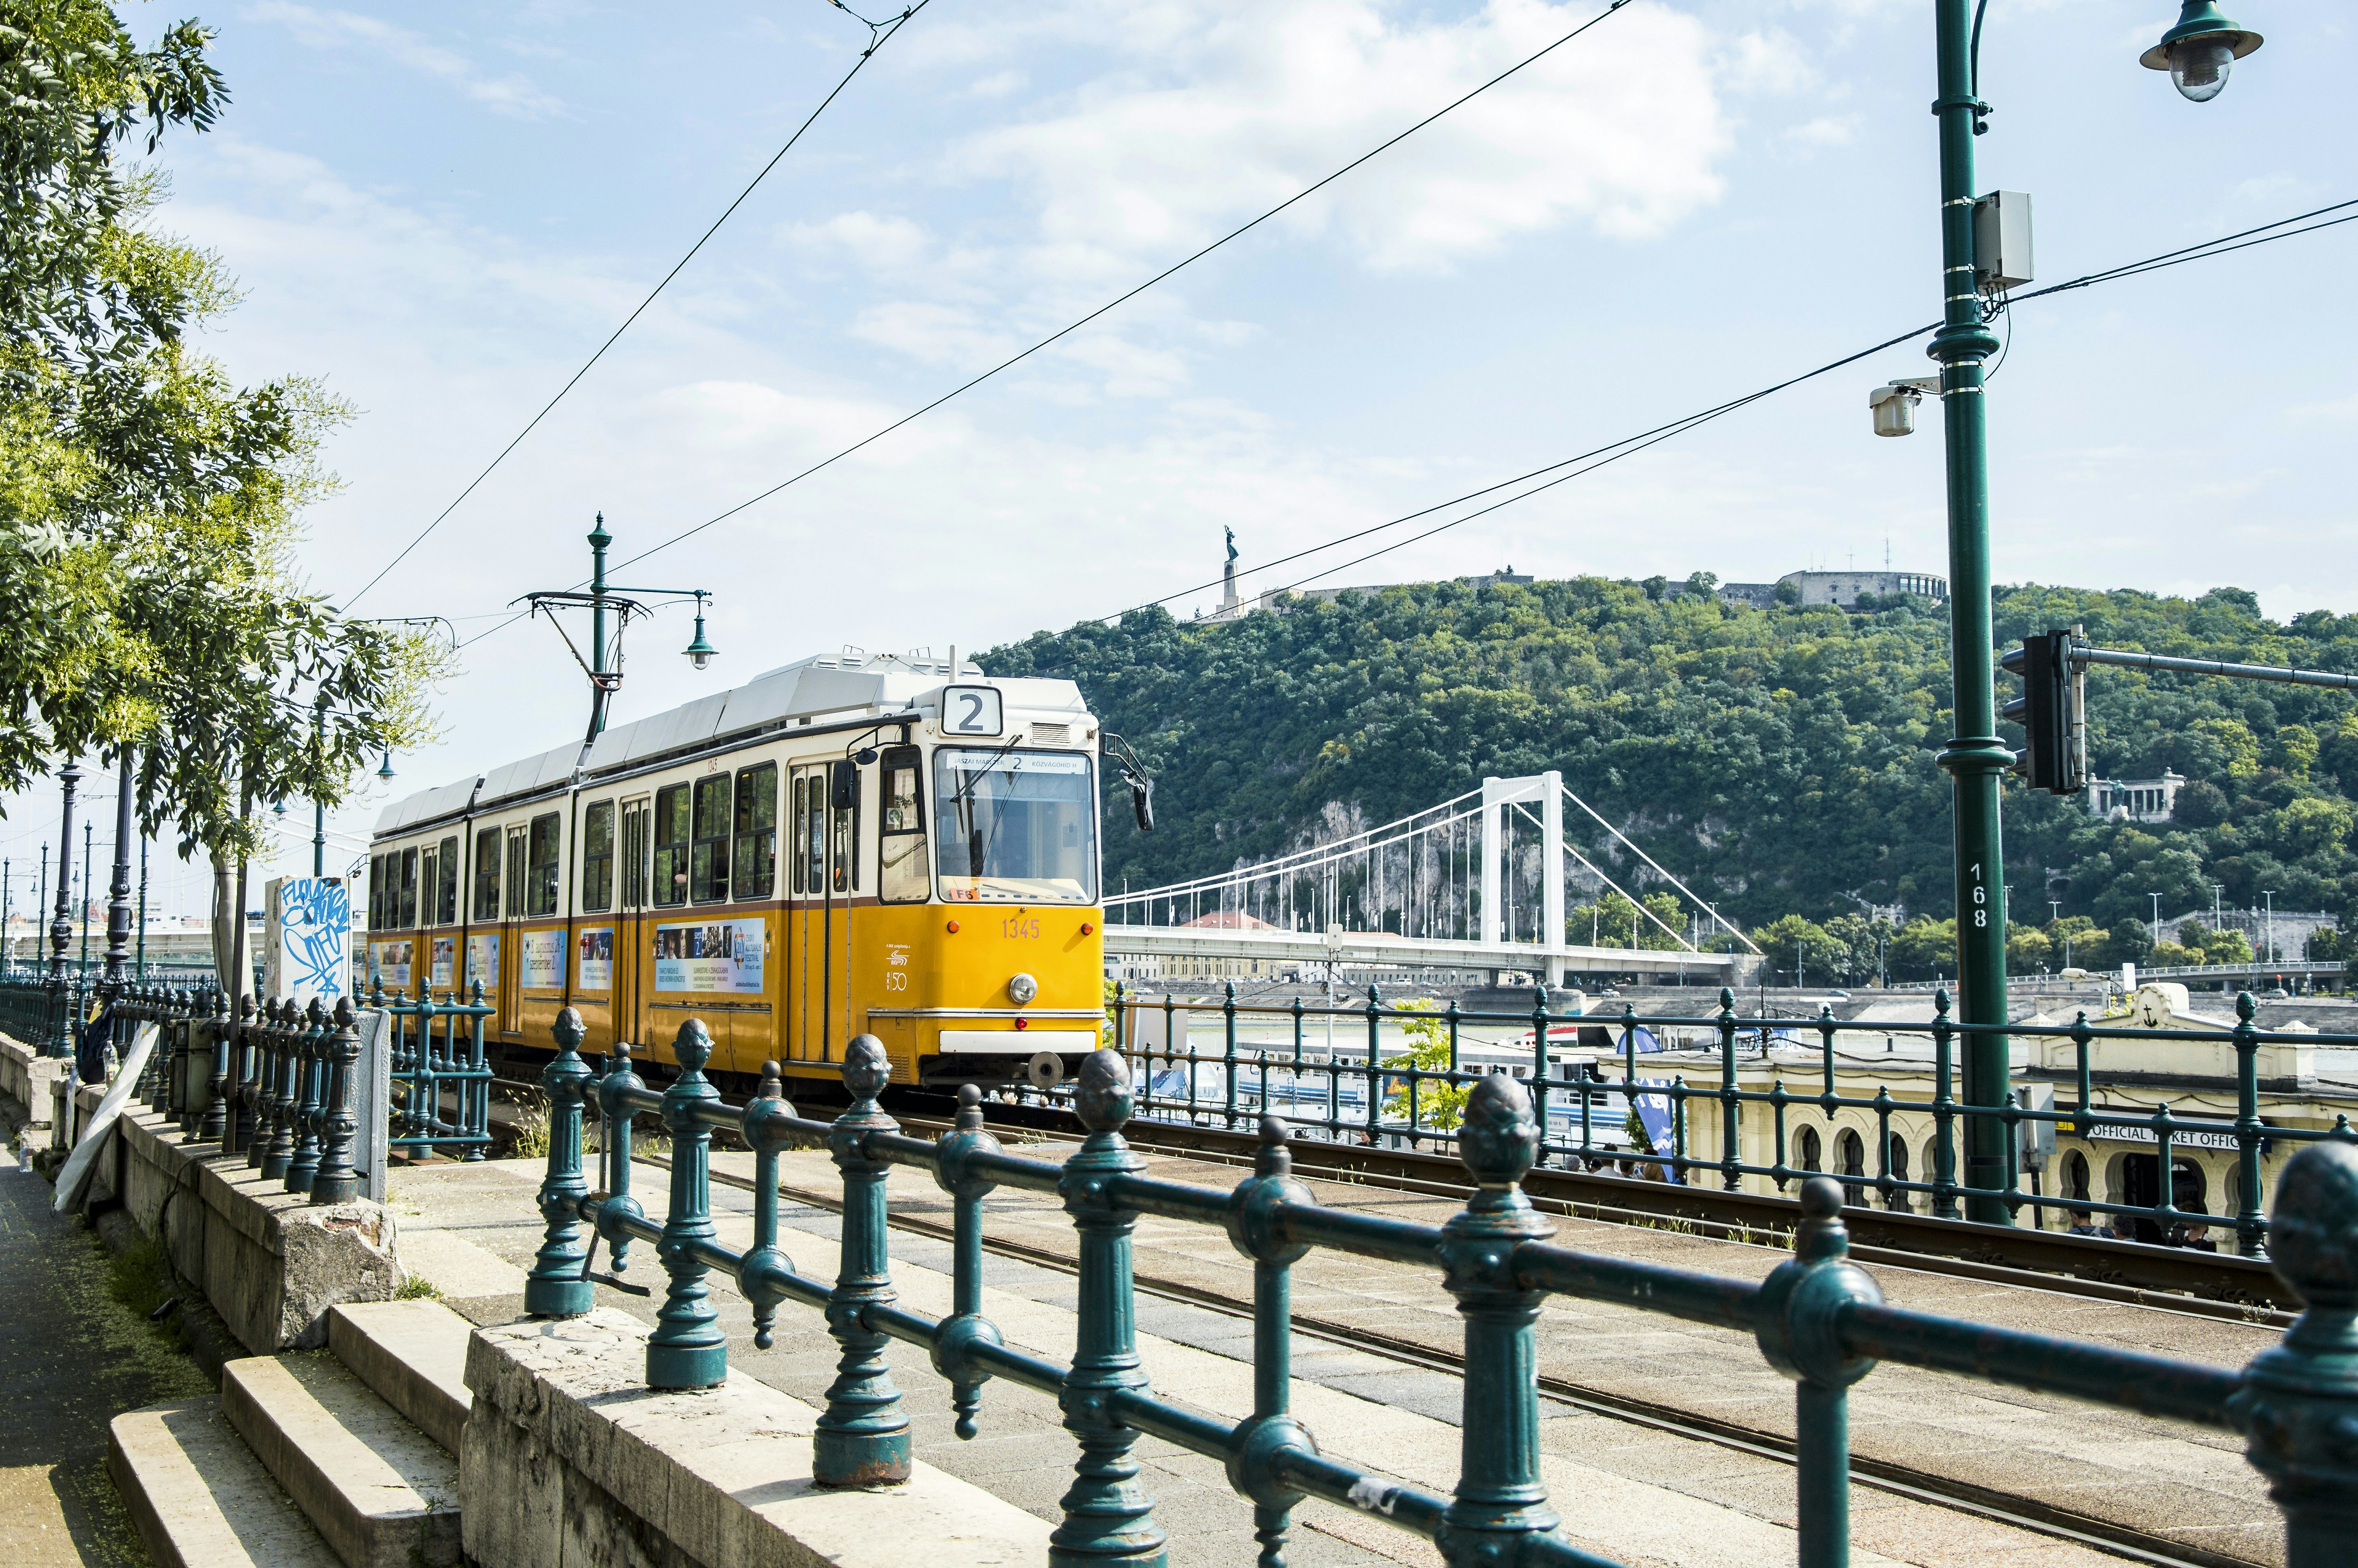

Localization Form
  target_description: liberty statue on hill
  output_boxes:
[1221,526,1239,612]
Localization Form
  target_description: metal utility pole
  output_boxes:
[137,838,148,979]
[1928,0,2012,1222]
[2263,891,2275,966]
[104,751,134,998]
[520,516,716,755]
[34,845,47,981]
[47,765,80,1058]
[2213,885,2225,932]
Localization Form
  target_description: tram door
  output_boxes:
[499,824,527,1034]
[786,765,826,1063]
[616,797,650,1046]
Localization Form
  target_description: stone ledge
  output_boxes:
[464,1309,1053,1568]
[0,1031,70,1130]
[72,1090,402,1353]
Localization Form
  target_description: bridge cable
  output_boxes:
[343,0,934,612]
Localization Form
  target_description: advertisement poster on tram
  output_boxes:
[464,933,499,992]
[653,918,766,994]
[369,940,412,992]
[578,926,614,991]
[520,929,565,990]
[430,936,456,990]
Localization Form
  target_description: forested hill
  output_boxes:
[985,578,2358,959]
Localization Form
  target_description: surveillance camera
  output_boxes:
[1868,378,1943,437]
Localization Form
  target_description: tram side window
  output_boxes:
[504,828,526,918]
[793,773,819,894]
[653,784,689,907]
[621,801,649,909]
[528,813,562,916]
[581,801,615,913]
[733,764,776,900]
[398,847,419,929]
[691,775,731,903]
[437,836,459,925]
[473,829,501,920]
[831,760,860,893]
[878,746,928,903]
[368,856,383,929]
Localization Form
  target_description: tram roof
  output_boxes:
[373,649,1089,836]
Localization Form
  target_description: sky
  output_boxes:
[2,0,2352,919]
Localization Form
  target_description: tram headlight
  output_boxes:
[1008,972,1038,1005]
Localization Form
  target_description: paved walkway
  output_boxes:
[0,1107,205,1568]
[389,1146,2200,1568]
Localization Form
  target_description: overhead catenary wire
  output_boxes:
[1120,194,2358,620]
[455,189,2355,657]
[454,0,1642,652]
[343,1,933,612]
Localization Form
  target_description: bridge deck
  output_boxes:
[392,1143,2277,1568]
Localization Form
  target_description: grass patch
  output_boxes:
[102,1231,191,1353]
[396,1273,445,1301]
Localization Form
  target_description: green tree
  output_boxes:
[0,2,441,859]
[1755,913,1842,983]
[2007,924,2053,973]
[1381,998,1468,1131]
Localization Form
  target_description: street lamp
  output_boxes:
[1910,1,2262,1224]
[2140,2,2263,103]
[518,516,718,748]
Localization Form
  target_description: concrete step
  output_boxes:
[220,1353,461,1568]
[108,1398,343,1568]
[327,1300,471,1455]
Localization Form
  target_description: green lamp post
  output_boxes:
[1927,0,2260,1223]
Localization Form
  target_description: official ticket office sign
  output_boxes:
[2059,1115,2274,1155]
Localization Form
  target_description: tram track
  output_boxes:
[624,1143,2246,1568]
[484,1072,2295,1330]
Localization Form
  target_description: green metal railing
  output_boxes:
[527,1011,2358,1568]
[1105,982,2358,1256]
[364,978,495,1160]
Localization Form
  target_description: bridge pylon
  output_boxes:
[1481,773,1563,984]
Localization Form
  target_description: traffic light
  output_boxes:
[2000,629,2087,794]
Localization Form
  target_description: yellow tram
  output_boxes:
[364,650,1110,1090]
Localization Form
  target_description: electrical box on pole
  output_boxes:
[1972,190,2035,290]
[2000,628,2086,794]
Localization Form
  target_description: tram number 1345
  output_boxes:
[1002,915,1042,940]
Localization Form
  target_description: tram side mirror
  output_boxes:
[831,758,858,811]
[1131,777,1154,834]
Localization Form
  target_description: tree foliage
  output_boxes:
[1,1,441,857]
[990,575,2358,978]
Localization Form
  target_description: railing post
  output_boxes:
[1224,1118,1317,1568]
[1528,987,1551,1167]
[243,997,273,1169]
[2232,992,2268,1257]
[931,1083,1007,1438]
[462,980,492,1160]
[1052,1049,1166,1565]
[647,1017,726,1389]
[526,1006,596,1318]
[1718,987,1741,1190]
[2229,1141,2358,1566]
[261,1001,299,1181]
[198,989,229,1144]
[817,1033,911,1484]
[741,1061,802,1350]
[1437,1074,1559,1565]
[593,1040,646,1274]
[1755,1176,1883,1568]
[1363,984,1382,1146]
[1931,989,1960,1220]
[285,998,327,1195]
[310,1000,362,1204]
[1223,980,1239,1130]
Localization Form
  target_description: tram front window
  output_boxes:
[933,748,1096,903]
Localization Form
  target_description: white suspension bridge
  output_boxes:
[1103,773,1764,988]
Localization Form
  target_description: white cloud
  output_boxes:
[953,0,1731,278]
[787,211,934,270]
[244,4,564,118]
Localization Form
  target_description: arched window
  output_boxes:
[1798,1126,1822,1174]
[1884,1135,1912,1211]
[1836,1129,1866,1206]
[2064,1149,2090,1201]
